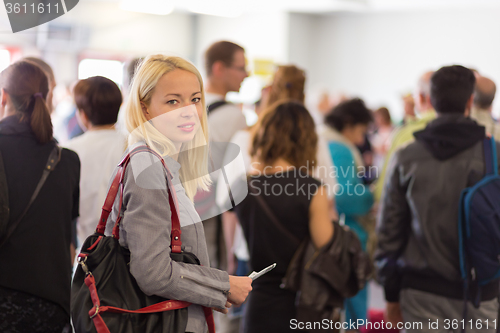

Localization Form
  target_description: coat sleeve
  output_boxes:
[112,152,230,309]
[374,149,411,302]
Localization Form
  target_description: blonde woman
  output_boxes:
[105,55,252,333]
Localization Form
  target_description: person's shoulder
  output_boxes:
[61,145,80,162]
[391,114,433,144]
[328,141,352,158]
[124,144,169,184]
[64,132,89,150]
[391,139,429,166]
[126,144,163,169]
[60,146,81,174]
[103,129,127,139]
[208,102,242,119]
[99,130,128,149]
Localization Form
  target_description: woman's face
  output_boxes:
[342,123,368,146]
[143,69,203,152]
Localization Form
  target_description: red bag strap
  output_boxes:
[95,145,182,253]
[89,146,216,333]
[85,274,216,333]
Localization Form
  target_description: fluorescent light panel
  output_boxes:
[187,0,243,18]
[120,0,175,15]
[78,59,124,86]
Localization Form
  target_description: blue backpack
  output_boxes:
[458,136,500,308]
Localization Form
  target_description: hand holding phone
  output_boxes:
[248,263,277,281]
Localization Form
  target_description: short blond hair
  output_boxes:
[125,55,210,199]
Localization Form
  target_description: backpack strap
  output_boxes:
[484,137,498,176]
[207,100,228,116]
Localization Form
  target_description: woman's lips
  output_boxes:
[178,122,195,132]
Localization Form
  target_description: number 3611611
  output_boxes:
[6,2,60,14]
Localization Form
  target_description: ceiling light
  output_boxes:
[187,0,243,18]
[120,0,175,15]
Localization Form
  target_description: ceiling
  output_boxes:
[101,0,500,16]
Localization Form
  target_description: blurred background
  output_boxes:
[1,0,500,124]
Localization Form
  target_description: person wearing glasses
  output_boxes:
[200,44,248,260]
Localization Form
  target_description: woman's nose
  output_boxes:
[180,104,196,118]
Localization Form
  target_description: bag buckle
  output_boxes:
[78,256,92,276]
[90,305,100,319]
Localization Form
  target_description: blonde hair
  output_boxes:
[125,55,210,200]
[265,65,306,109]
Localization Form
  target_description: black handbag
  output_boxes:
[71,146,215,333]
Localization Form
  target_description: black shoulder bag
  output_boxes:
[71,146,215,333]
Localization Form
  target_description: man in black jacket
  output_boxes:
[376,65,500,333]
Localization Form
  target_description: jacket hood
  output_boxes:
[413,114,485,161]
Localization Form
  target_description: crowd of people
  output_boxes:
[0,39,499,333]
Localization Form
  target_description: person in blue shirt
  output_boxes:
[321,98,374,328]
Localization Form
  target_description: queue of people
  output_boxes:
[0,39,499,333]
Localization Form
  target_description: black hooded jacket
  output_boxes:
[375,114,500,302]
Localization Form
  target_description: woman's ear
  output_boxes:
[0,88,8,107]
[141,102,150,120]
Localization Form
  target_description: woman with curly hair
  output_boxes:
[232,100,334,333]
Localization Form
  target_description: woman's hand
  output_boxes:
[227,276,252,306]
[213,301,232,314]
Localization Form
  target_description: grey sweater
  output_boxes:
[105,147,230,333]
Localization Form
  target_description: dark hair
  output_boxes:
[23,57,56,88]
[324,98,373,132]
[73,76,122,126]
[266,65,306,108]
[374,107,392,126]
[205,41,244,76]
[430,65,476,114]
[250,100,317,170]
[0,61,52,144]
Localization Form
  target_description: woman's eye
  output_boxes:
[192,97,201,103]
[167,100,178,105]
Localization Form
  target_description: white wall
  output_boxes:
[194,11,290,71]
[194,11,290,104]
[307,9,500,121]
[287,13,318,84]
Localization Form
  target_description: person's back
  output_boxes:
[233,101,333,333]
[65,76,126,246]
[322,98,374,325]
[0,61,80,332]
[376,65,500,332]
[237,171,320,283]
